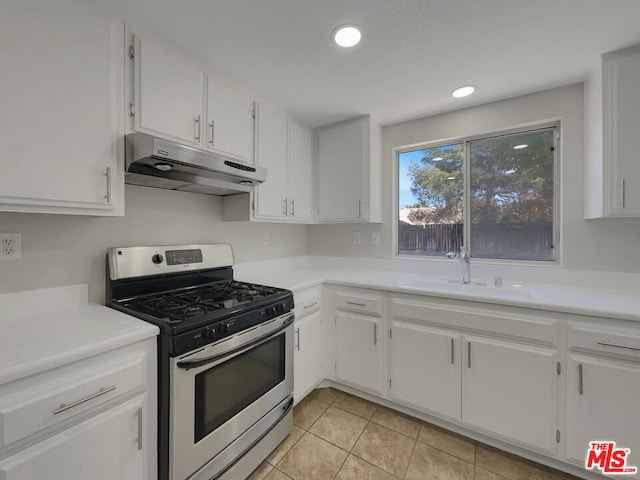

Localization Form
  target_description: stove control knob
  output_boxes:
[203,327,215,340]
[218,323,229,334]
[267,307,277,317]
[152,254,164,265]
[276,304,285,314]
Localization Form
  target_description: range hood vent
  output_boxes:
[124,133,266,196]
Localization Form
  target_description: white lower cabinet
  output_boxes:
[332,288,387,397]
[390,320,461,422]
[0,394,146,480]
[565,354,640,473]
[294,310,322,404]
[462,335,558,453]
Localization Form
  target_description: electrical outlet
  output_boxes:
[352,232,361,244]
[371,232,380,245]
[262,232,269,246]
[0,233,22,260]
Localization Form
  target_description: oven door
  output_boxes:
[169,313,294,480]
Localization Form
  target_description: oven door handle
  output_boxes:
[176,314,295,370]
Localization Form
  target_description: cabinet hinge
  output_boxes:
[251,199,255,211]
[129,44,135,60]
[557,362,561,375]
[128,103,135,117]
[556,430,561,443]
[389,328,392,339]
[389,378,392,388]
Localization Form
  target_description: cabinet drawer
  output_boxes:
[294,287,321,319]
[567,321,640,359]
[335,291,384,317]
[0,353,146,448]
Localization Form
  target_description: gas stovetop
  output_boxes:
[118,281,288,326]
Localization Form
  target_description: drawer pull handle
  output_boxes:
[303,302,318,309]
[374,323,377,346]
[295,328,301,351]
[467,342,471,368]
[596,341,640,352]
[578,363,583,395]
[345,301,366,307]
[53,385,117,415]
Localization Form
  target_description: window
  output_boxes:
[397,125,557,261]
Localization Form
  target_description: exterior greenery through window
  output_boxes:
[397,125,557,261]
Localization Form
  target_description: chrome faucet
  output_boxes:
[446,246,471,284]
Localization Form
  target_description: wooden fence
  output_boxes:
[398,221,553,260]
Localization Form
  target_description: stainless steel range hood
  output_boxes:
[124,133,266,196]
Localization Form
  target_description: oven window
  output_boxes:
[194,333,285,443]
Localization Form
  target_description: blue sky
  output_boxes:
[398,150,424,209]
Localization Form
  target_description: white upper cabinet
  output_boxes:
[223,102,313,223]
[0,0,124,215]
[205,76,253,161]
[129,30,253,162]
[315,115,382,223]
[132,33,204,146]
[253,102,289,219]
[585,44,640,218]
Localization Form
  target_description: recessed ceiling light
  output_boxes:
[333,25,361,48]
[513,144,528,150]
[452,85,475,98]
[432,157,443,162]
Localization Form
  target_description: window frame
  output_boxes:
[393,121,561,265]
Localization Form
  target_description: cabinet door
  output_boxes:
[605,48,640,215]
[317,120,365,222]
[0,395,146,480]
[134,33,204,145]
[565,354,640,473]
[335,312,384,396]
[462,335,557,454]
[294,311,322,403]
[0,0,123,215]
[287,121,313,223]
[390,320,461,422]
[253,102,288,219]
[205,76,252,161]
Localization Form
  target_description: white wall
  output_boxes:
[309,83,640,273]
[0,185,308,302]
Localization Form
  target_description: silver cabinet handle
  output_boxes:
[358,199,362,217]
[597,341,640,352]
[295,328,300,351]
[53,385,116,415]
[578,363,583,395]
[194,115,201,142]
[303,302,318,309]
[620,179,626,209]
[451,338,455,364]
[345,301,366,307]
[467,342,471,368]
[136,407,143,451]
[209,120,214,146]
[373,323,377,346]
[104,167,112,204]
[290,198,295,217]
[283,198,288,216]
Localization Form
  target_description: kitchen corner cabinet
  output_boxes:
[223,103,313,223]
[0,0,124,216]
[129,31,253,162]
[0,339,156,480]
[293,287,323,404]
[585,44,640,218]
[332,288,387,396]
[315,115,383,223]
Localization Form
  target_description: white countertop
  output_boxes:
[0,284,159,385]
[235,257,640,322]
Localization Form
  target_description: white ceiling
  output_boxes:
[96,0,640,128]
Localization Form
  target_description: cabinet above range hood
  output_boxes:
[124,133,266,196]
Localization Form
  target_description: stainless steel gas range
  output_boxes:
[105,244,294,480]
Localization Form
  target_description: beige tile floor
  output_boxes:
[248,388,583,480]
